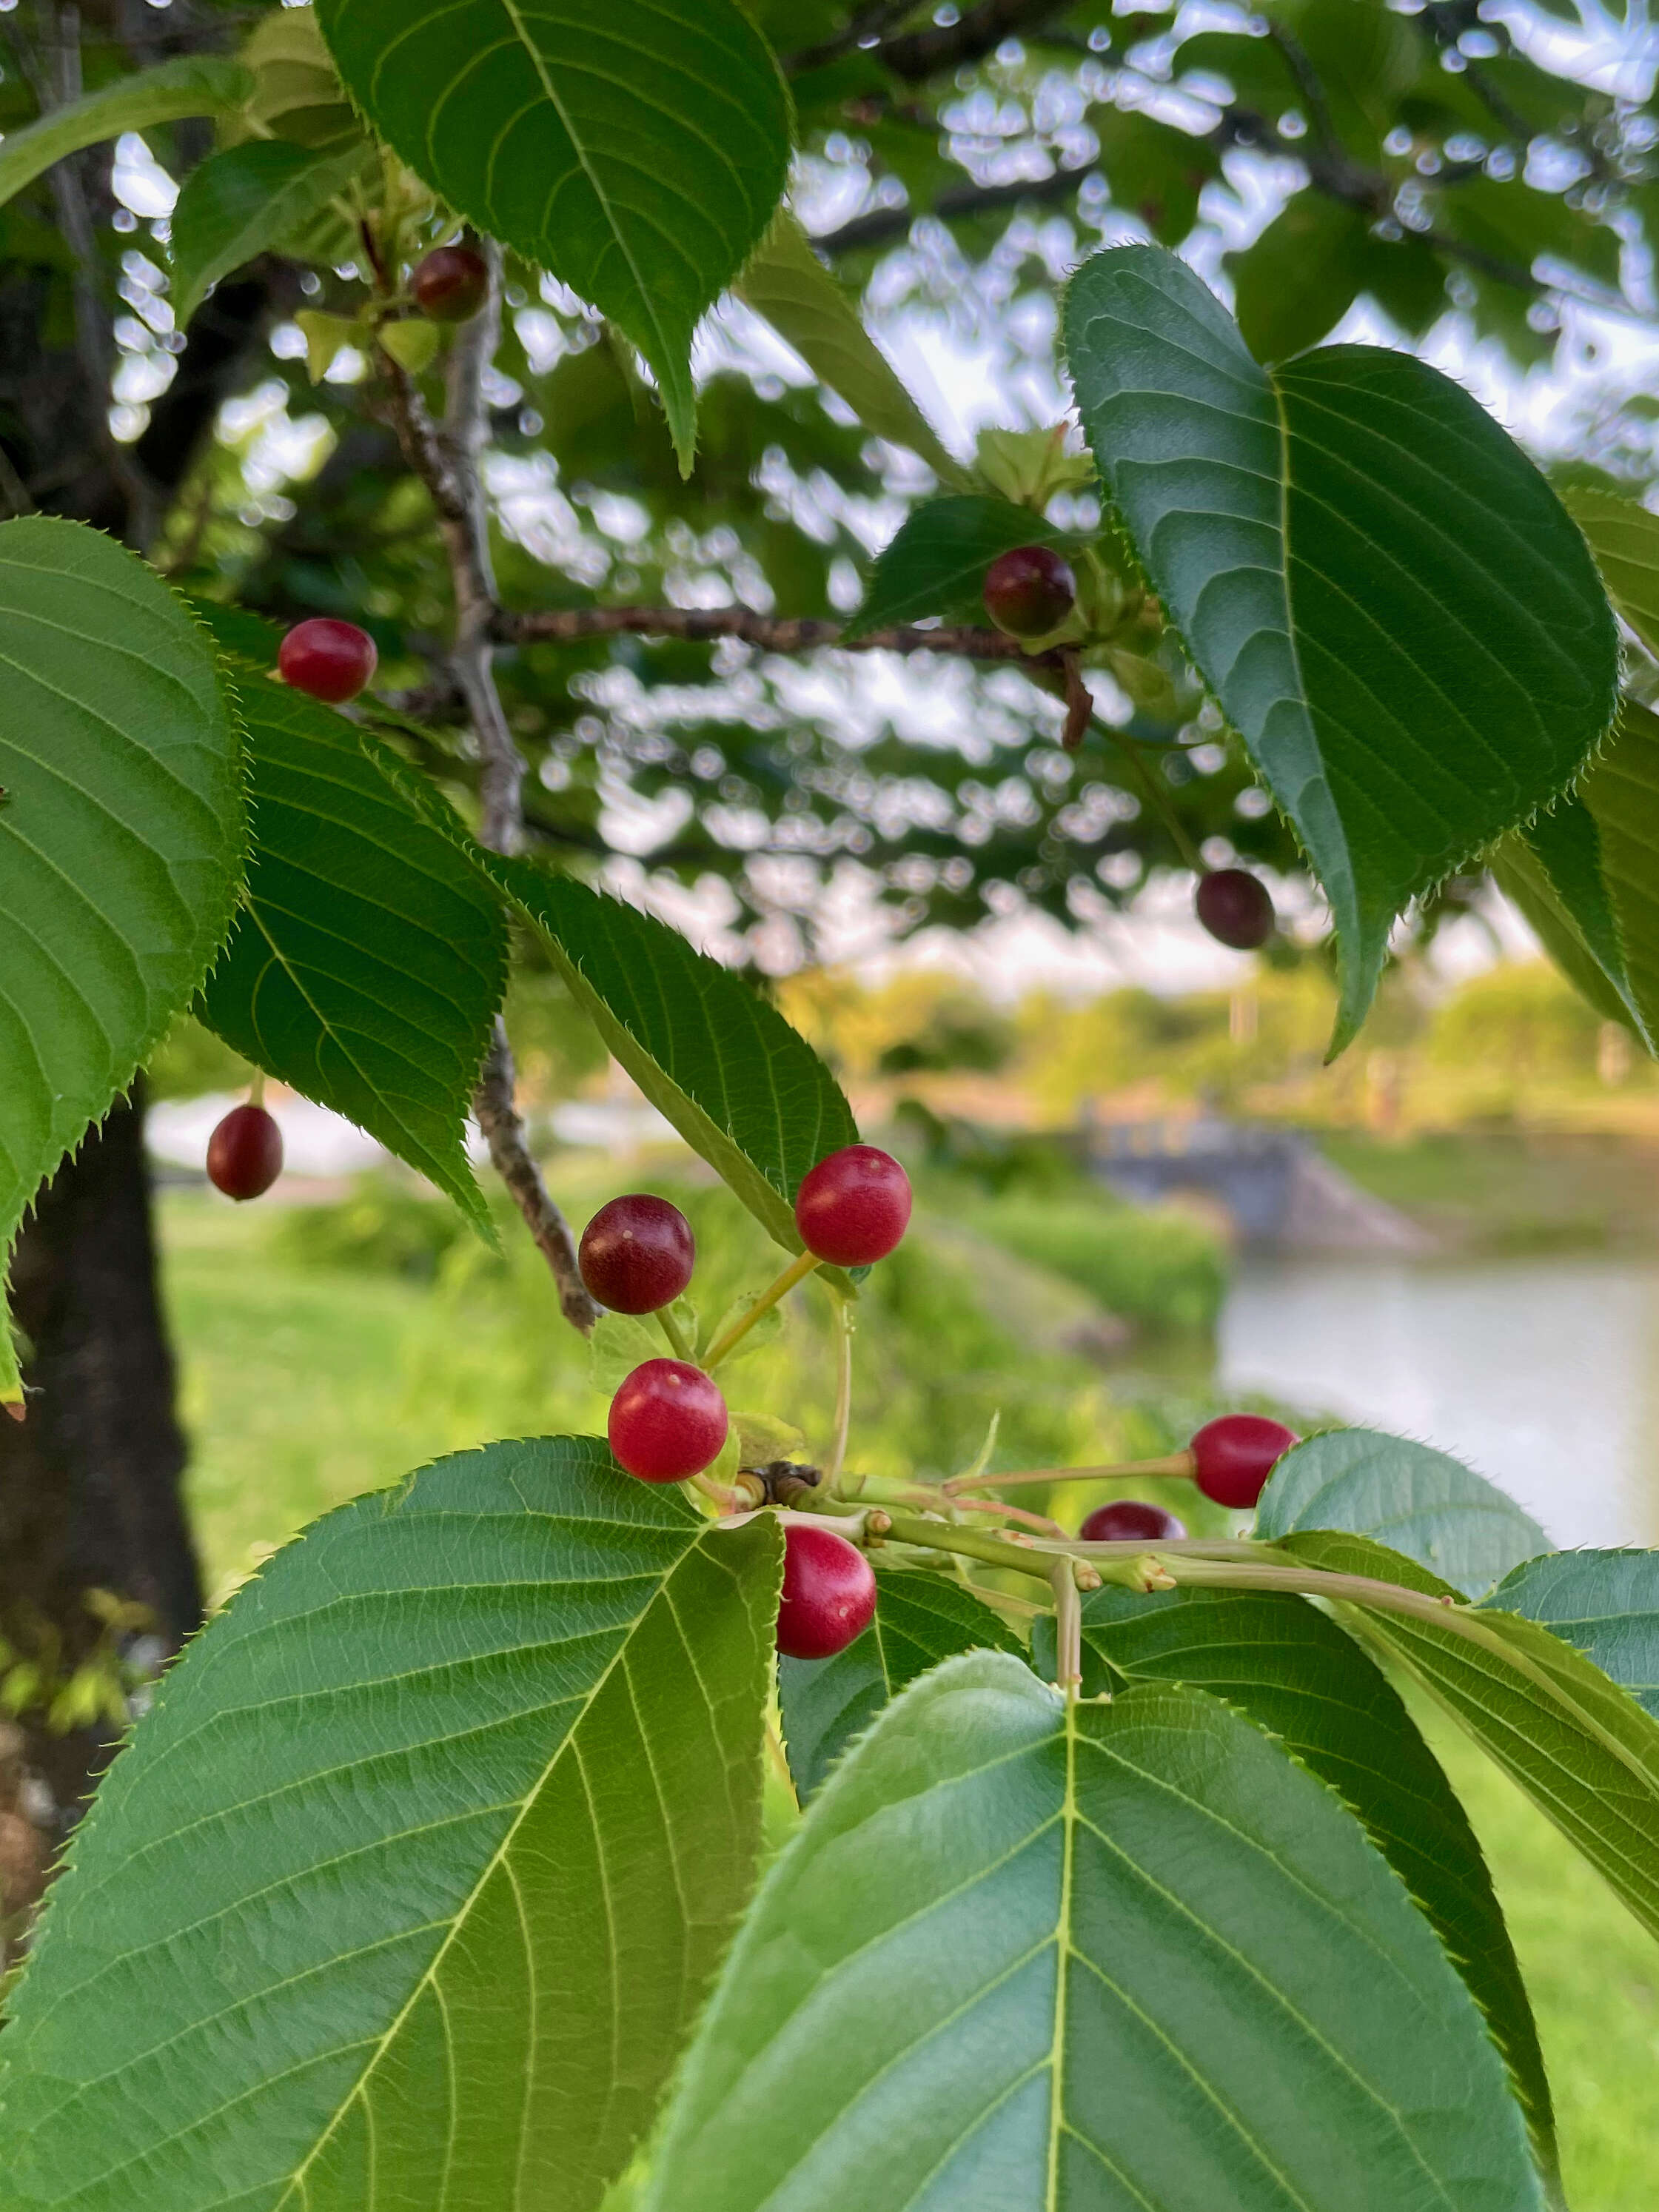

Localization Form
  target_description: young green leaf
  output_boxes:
[1280,1527,1659,1948]
[779,1569,1022,1800]
[649,1652,1544,2212]
[485,855,859,1263]
[0,519,244,1381]
[169,140,369,326]
[0,1438,782,2212]
[196,671,506,1233]
[1064,244,1618,1048]
[850,495,1084,636]
[1033,1583,1558,2194]
[0,56,254,208]
[1487,1549,1659,1717]
[1254,1424,1548,1597]
[734,213,964,485]
[313,0,791,469]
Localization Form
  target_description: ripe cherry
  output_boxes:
[1196,868,1274,951]
[1190,1413,1299,1509]
[983,544,1076,639]
[794,1144,913,1268]
[777,1522,877,1660]
[1079,1498,1187,1544]
[207,1102,284,1201]
[412,244,489,323]
[278,618,377,705]
[580,1194,694,1314]
[608,1358,728,1483]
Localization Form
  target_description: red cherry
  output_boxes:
[794,1144,912,1268]
[207,1103,284,1201]
[777,1522,877,1660]
[1196,868,1274,951]
[278,618,377,705]
[580,1194,695,1314]
[608,1358,728,1483]
[1079,1499,1187,1544]
[1190,1414,1299,1509]
[983,545,1076,639]
[412,244,489,323]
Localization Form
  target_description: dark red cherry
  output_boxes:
[207,1102,284,1201]
[1190,1414,1299,1509]
[412,244,489,323]
[580,1194,694,1314]
[776,1522,877,1659]
[1079,1499,1187,1543]
[794,1144,912,1268]
[278,618,377,705]
[983,545,1076,638]
[1196,868,1274,951]
[608,1358,728,1483]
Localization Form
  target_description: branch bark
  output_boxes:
[500,604,1057,666]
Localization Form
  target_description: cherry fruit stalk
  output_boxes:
[609,1359,728,1483]
[580,1194,694,1314]
[207,1104,284,1201]
[776,1523,877,1659]
[278,619,377,705]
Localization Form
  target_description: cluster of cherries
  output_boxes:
[580,1143,912,1660]
[982,545,1276,954]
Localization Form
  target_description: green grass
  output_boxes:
[156,1184,1659,2199]
[1324,1129,1659,1254]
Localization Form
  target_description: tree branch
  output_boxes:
[378,249,598,1335]
[817,157,1095,258]
[876,0,1074,84]
[500,604,1057,666]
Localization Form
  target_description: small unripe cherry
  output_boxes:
[207,1103,284,1201]
[608,1358,728,1483]
[983,544,1076,639]
[1079,1498,1187,1544]
[1190,1414,1299,1509]
[580,1194,694,1314]
[777,1522,877,1660]
[794,1143,912,1268]
[1196,868,1274,951]
[412,244,489,323]
[278,618,377,705]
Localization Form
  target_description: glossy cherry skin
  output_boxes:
[412,244,489,323]
[794,1144,913,1268]
[983,545,1076,638]
[1196,868,1274,951]
[608,1358,728,1483]
[580,1194,695,1314]
[1079,1498,1187,1544]
[207,1103,284,1201]
[1190,1414,1299,1509]
[777,1522,877,1659]
[278,618,378,705]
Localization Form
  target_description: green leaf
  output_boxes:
[294,306,361,382]
[1033,1583,1558,2193]
[1095,107,1219,248]
[735,212,963,484]
[0,1437,782,2212]
[0,517,244,1338]
[196,671,507,1233]
[648,1652,1544,2212]
[779,1569,1022,1800]
[169,140,369,326]
[1487,1550,1659,1717]
[1227,193,1380,363]
[1565,488,1659,655]
[0,56,255,208]
[588,1302,696,1390]
[313,0,791,469]
[378,314,441,374]
[1063,244,1618,1048]
[484,856,859,1265]
[1254,1426,1549,1597]
[851,495,1083,636]
[1281,1527,1659,1949]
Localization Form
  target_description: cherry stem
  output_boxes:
[950,1496,1070,1539]
[703,1250,820,1370]
[944,1451,1196,1495]
[1050,1558,1085,1695]
[1101,716,1207,874]
[248,1069,267,1110]
[693,1469,764,1515]
[875,1509,1160,1589]
[657,1306,693,1362]
[824,1299,854,1492]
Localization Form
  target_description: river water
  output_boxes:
[1217,1254,1659,1551]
